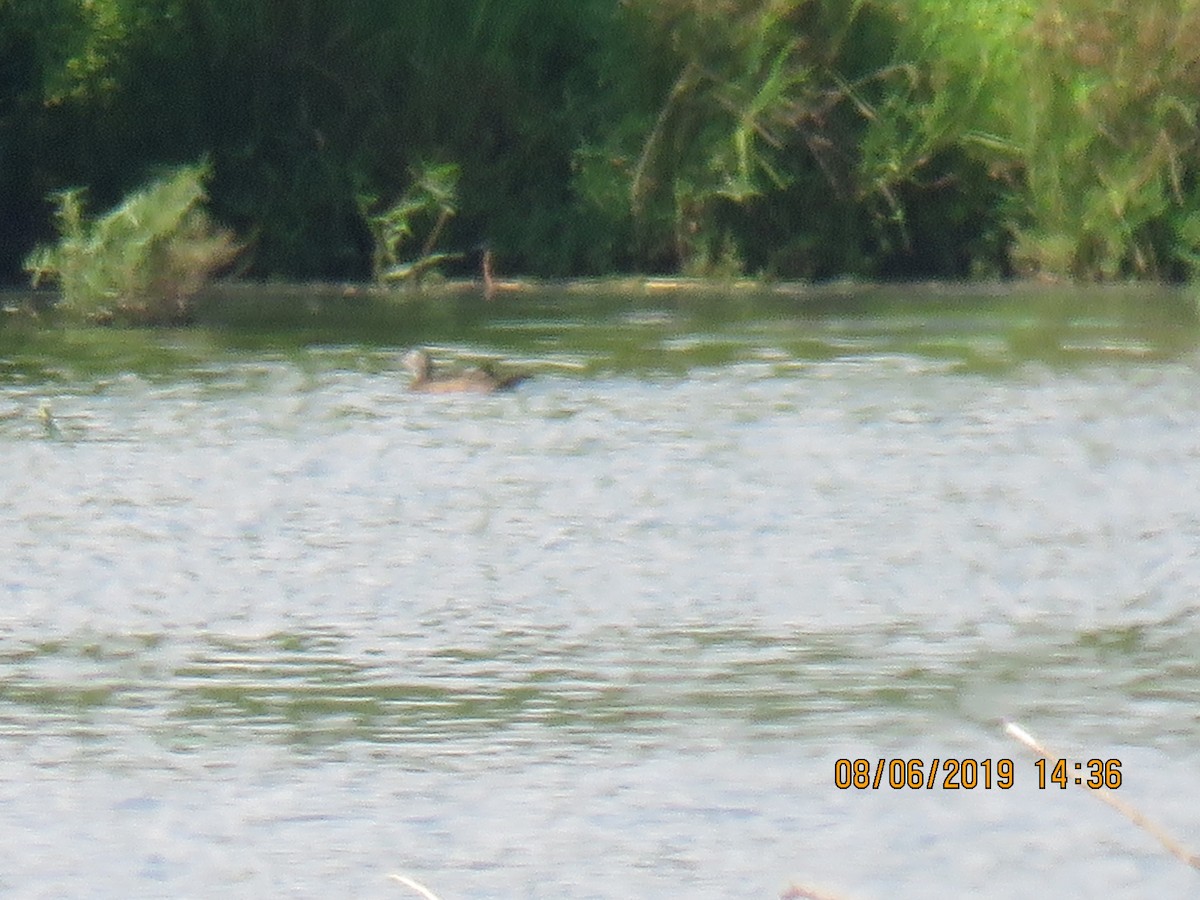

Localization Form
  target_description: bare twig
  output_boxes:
[1003,720,1200,871]
[387,872,444,900]
[781,883,850,900]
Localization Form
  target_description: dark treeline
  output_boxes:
[5,0,1200,285]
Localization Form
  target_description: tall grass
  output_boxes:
[575,0,883,274]
[1015,0,1200,278]
[878,0,1200,279]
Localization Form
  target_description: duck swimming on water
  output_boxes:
[403,349,527,394]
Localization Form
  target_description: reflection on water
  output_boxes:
[2,285,1200,897]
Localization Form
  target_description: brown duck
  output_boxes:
[403,349,527,394]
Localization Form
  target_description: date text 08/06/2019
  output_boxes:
[833,758,1123,791]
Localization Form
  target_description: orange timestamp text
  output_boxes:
[835,757,1015,790]
[833,757,1123,790]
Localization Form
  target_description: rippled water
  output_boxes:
[3,285,1200,898]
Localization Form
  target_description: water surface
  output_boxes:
[2,284,1200,898]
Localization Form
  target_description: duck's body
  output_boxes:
[403,349,527,394]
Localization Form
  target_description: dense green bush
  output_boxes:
[5,0,1200,286]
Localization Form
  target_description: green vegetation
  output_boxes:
[357,161,462,284]
[24,162,239,324]
[883,0,1200,279]
[5,0,1200,298]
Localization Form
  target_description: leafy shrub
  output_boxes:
[356,161,461,284]
[25,161,240,324]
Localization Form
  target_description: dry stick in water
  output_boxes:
[1003,720,1200,871]
[780,883,851,899]
[387,873,444,900]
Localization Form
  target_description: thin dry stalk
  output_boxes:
[630,61,702,222]
[387,872,444,900]
[781,883,851,899]
[1003,720,1200,871]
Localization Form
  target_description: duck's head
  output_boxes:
[402,349,433,383]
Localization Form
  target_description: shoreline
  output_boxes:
[3,277,1196,331]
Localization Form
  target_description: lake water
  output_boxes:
[2,283,1200,898]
